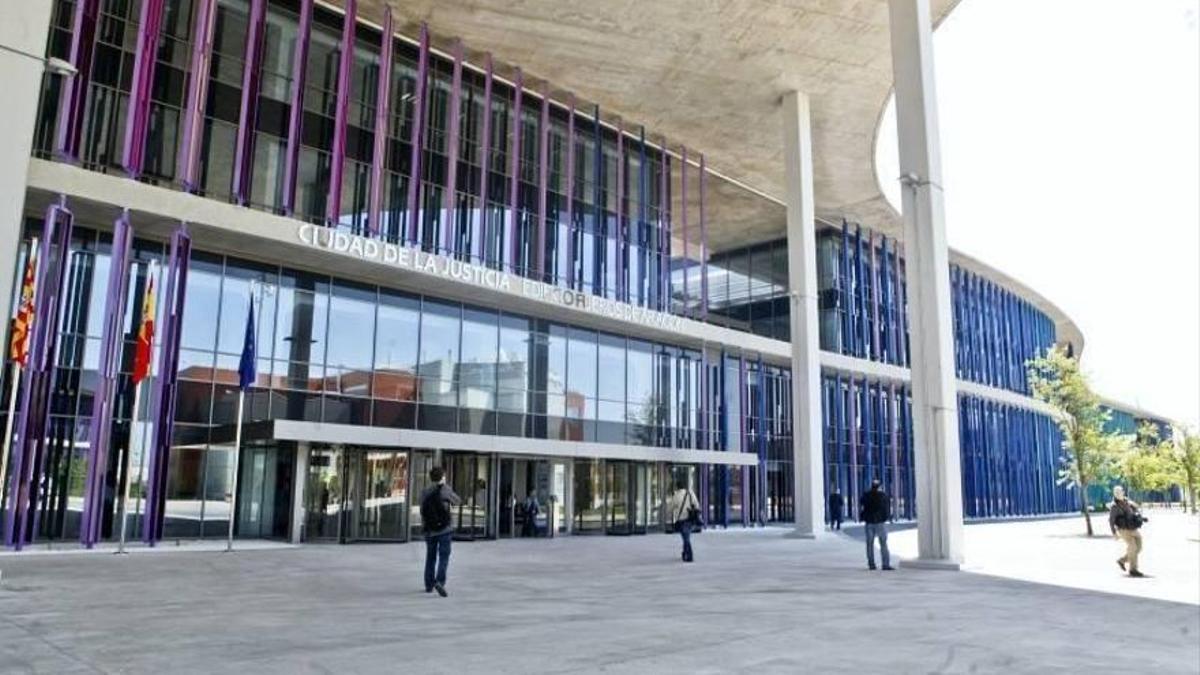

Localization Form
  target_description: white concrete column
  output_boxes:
[290,443,309,544]
[0,0,54,322]
[888,0,964,568]
[781,91,824,538]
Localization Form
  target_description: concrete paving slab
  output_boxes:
[887,510,1200,605]
[0,527,1196,674]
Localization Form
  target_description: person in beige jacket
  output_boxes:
[1109,486,1147,578]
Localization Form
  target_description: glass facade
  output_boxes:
[822,374,1076,524]
[33,0,677,315]
[708,224,1059,397]
[7,0,1103,547]
[2,221,783,542]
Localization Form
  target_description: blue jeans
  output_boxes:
[676,521,693,561]
[864,522,890,568]
[424,532,453,589]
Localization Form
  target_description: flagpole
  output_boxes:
[227,284,256,554]
[226,388,244,553]
[3,237,38,541]
[116,378,143,554]
[0,361,20,524]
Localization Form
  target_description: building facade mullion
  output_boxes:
[121,0,168,178]
[230,0,267,205]
[680,147,689,316]
[177,0,218,192]
[367,8,395,238]
[441,41,464,255]
[698,153,708,321]
[536,83,550,278]
[280,0,313,217]
[54,0,102,162]
[405,23,430,246]
[506,69,523,272]
[325,0,359,227]
[477,55,494,264]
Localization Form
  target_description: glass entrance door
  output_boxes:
[346,450,409,542]
[445,452,492,540]
[304,446,344,541]
[303,446,409,543]
[605,462,630,534]
[605,462,648,535]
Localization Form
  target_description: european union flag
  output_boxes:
[237,299,256,391]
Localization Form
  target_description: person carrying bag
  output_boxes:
[669,479,700,563]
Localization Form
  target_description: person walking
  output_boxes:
[521,489,540,538]
[420,467,462,596]
[668,478,700,563]
[1109,485,1147,578]
[859,479,893,571]
[828,484,845,531]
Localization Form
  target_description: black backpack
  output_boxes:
[421,487,451,533]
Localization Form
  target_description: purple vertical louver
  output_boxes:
[143,224,191,545]
[53,0,101,162]
[441,40,464,255]
[230,0,267,205]
[507,69,523,272]
[564,94,576,288]
[615,121,624,302]
[177,0,218,192]
[121,0,167,178]
[405,23,430,246]
[681,147,689,316]
[477,55,494,264]
[869,232,880,360]
[366,7,394,237]
[658,139,669,312]
[5,198,74,550]
[895,242,907,367]
[79,211,133,548]
[280,0,313,216]
[848,377,859,510]
[536,83,550,278]
[324,0,357,226]
[699,153,708,321]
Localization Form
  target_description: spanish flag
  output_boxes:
[8,242,38,366]
[131,269,157,385]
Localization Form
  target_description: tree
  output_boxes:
[1120,423,1176,501]
[1170,429,1200,514]
[1028,346,1125,536]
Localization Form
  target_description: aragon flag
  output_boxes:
[131,271,157,385]
[8,245,38,366]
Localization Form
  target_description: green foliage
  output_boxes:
[1169,429,1200,513]
[1119,423,1177,496]
[1027,346,1127,535]
[1028,346,1121,491]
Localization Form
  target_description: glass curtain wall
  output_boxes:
[33,0,677,316]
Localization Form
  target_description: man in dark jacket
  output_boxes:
[828,484,845,531]
[420,467,462,596]
[859,479,893,571]
[1109,486,1146,578]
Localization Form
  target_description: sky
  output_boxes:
[876,0,1200,429]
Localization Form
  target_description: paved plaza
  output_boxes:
[886,509,1200,604]
[0,522,1197,674]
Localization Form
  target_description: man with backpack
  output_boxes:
[859,479,893,571]
[1109,485,1147,578]
[420,467,462,596]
